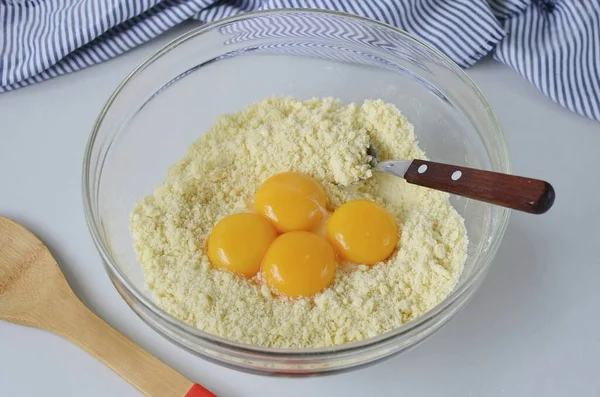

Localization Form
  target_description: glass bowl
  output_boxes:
[83,9,510,376]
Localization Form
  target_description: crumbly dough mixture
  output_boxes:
[130,97,467,348]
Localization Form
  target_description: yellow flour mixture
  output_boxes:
[130,97,467,348]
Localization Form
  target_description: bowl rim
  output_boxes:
[82,8,511,357]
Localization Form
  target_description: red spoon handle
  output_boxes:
[186,383,217,397]
[404,160,555,214]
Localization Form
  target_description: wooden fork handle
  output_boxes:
[404,160,555,214]
[55,298,216,397]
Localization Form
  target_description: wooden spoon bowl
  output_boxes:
[0,216,215,397]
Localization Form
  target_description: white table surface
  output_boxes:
[1,24,599,397]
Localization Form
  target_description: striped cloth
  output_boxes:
[0,1,598,121]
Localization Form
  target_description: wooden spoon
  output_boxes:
[0,216,215,397]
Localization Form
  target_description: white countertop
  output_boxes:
[1,25,599,397]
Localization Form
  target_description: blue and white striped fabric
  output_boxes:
[1,0,599,121]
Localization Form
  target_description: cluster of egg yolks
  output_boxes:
[262,231,337,298]
[207,213,277,277]
[207,172,399,297]
[326,200,399,265]
[254,172,327,233]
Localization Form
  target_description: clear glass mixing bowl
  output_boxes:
[83,9,510,376]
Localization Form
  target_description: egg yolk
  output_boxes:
[262,231,336,298]
[326,200,399,265]
[254,172,327,233]
[207,213,277,277]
